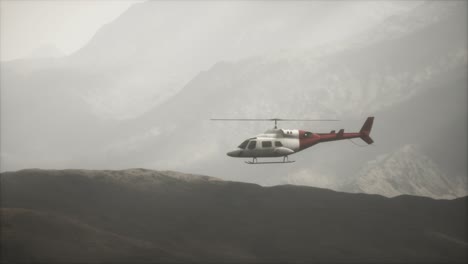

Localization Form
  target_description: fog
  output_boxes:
[0,0,140,61]
[1,1,466,199]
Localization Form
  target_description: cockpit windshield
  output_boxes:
[238,140,249,149]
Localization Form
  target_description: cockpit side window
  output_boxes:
[275,141,283,147]
[238,140,249,149]
[247,140,257,150]
[304,132,312,138]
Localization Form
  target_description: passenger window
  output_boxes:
[275,141,283,147]
[238,140,249,149]
[262,141,272,148]
[247,141,257,150]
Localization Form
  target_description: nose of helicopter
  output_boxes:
[227,150,241,157]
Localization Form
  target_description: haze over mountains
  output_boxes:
[348,145,468,199]
[1,169,467,263]
[1,1,466,199]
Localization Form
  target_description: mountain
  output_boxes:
[1,169,467,263]
[0,1,466,199]
[103,1,466,187]
[2,2,417,120]
[348,145,468,199]
[0,1,422,173]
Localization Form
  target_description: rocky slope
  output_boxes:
[1,169,467,263]
[349,145,467,199]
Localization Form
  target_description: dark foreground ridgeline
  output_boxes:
[1,169,467,263]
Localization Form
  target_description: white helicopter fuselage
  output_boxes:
[227,129,303,158]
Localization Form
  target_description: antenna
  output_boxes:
[210,118,339,129]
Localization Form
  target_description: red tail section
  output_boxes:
[300,117,375,150]
[359,117,374,144]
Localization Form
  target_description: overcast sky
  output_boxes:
[0,0,141,61]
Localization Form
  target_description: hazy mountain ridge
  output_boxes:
[2,168,223,191]
[0,1,466,200]
[1,1,423,120]
[351,1,463,48]
[348,145,468,199]
[134,0,465,126]
[1,169,467,263]
[269,1,455,63]
[106,1,466,189]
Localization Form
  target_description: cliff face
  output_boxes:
[349,145,468,199]
[1,169,467,263]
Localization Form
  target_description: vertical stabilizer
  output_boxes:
[360,117,374,144]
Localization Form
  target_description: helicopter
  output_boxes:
[211,117,374,164]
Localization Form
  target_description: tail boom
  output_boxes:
[298,117,375,150]
[317,117,374,144]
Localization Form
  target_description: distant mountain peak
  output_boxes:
[350,144,467,199]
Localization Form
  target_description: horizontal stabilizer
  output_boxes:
[361,135,374,144]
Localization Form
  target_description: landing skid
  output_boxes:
[245,160,295,164]
[245,156,294,164]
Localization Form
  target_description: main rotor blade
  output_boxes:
[273,119,339,121]
[210,118,339,121]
